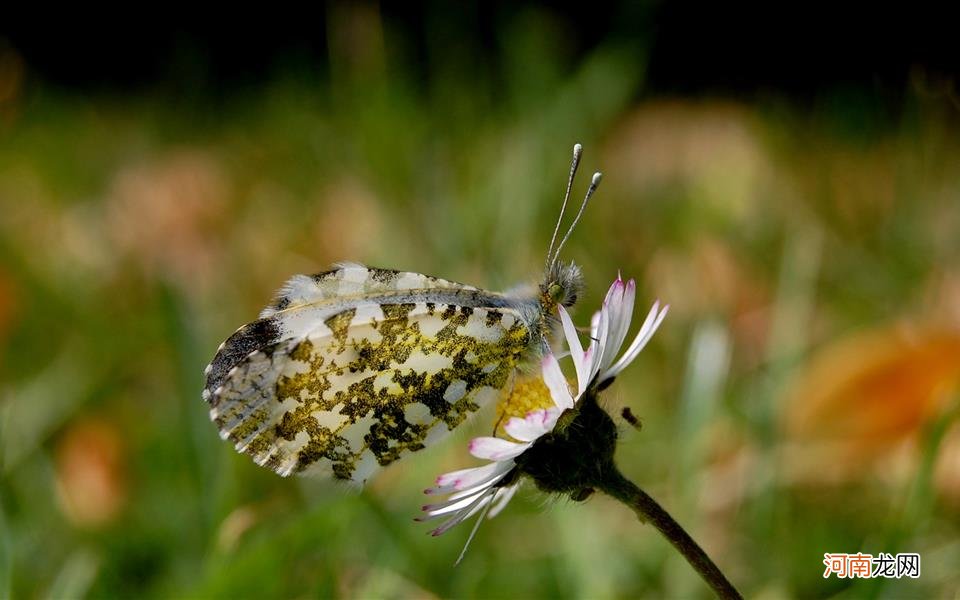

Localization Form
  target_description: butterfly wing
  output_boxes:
[203,265,538,484]
[204,264,514,397]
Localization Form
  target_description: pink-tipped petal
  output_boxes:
[624,278,637,310]
[602,278,636,373]
[425,468,509,498]
[603,276,625,307]
[504,411,553,442]
[428,460,512,494]
[469,436,529,461]
[434,463,495,487]
[534,407,562,431]
[439,482,497,504]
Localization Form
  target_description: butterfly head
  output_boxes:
[542,260,584,309]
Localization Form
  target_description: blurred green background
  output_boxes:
[2,3,959,598]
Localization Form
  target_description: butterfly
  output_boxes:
[202,144,602,484]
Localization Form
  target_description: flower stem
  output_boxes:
[599,467,742,600]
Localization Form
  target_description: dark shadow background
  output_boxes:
[5,2,958,102]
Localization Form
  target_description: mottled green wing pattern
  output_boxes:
[207,300,531,483]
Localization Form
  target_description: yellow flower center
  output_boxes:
[494,374,557,438]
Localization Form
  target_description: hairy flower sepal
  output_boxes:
[512,388,619,500]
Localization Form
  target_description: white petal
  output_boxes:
[504,410,553,442]
[543,407,564,432]
[431,490,495,536]
[622,278,637,319]
[421,488,488,519]
[590,309,610,388]
[446,483,495,502]
[636,301,663,344]
[488,484,519,518]
[629,302,668,355]
[604,275,625,307]
[429,466,511,500]
[558,306,589,387]
[603,302,669,383]
[541,354,574,410]
[615,300,660,365]
[590,310,601,339]
[601,278,636,373]
[455,497,495,565]
[469,437,529,461]
[428,460,513,494]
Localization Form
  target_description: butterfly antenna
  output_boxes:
[550,171,602,270]
[546,143,583,270]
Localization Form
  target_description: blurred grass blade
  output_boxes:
[1,347,94,473]
[44,549,99,600]
[0,491,10,599]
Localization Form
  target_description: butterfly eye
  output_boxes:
[548,283,565,302]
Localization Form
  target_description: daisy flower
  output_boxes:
[420,275,669,559]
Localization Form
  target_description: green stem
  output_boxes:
[599,467,742,600]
